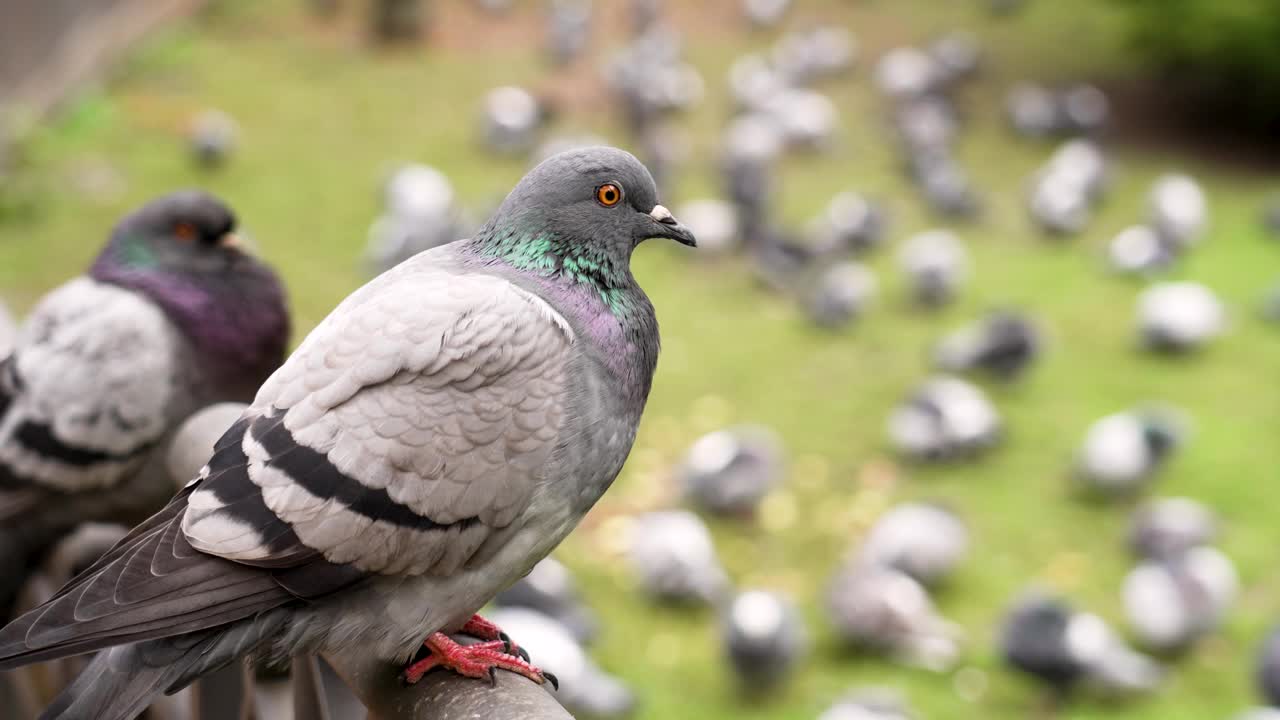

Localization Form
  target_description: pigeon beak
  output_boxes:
[648,205,697,247]
[219,233,242,249]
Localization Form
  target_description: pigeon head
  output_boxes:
[471,147,695,297]
[90,191,289,391]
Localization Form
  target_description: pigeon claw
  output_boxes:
[400,632,550,688]
[462,614,529,663]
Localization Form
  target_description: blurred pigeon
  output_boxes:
[628,510,729,604]
[481,86,548,156]
[915,152,981,218]
[1128,497,1217,560]
[729,54,788,114]
[1237,710,1280,720]
[764,88,838,151]
[934,310,1042,381]
[0,147,696,719]
[366,164,469,273]
[875,47,940,100]
[818,690,917,720]
[742,0,789,28]
[898,229,969,307]
[637,122,684,199]
[1006,83,1059,138]
[722,589,807,691]
[1148,174,1208,249]
[679,425,785,515]
[809,191,888,256]
[895,97,958,156]
[721,114,784,239]
[165,402,250,492]
[676,199,739,257]
[1059,84,1109,134]
[0,191,288,620]
[1264,197,1280,237]
[928,32,981,86]
[610,29,703,135]
[772,26,858,85]
[888,376,1001,460]
[1107,225,1175,275]
[1076,408,1184,495]
[1123,546,1238,653]
[494,556,598,645]
[859,502,969,587]
[1258,627,1280,707]
[1137,281,1225,352]
[188,109,238,169]
[486,607,635,718]
[827,564,961,671]
[1029,140,1109,236]
[805,262,878,329]
[1000,593,1162,697]
[547,0,592,66]
[0,299,13,358]
[749,227,817,292]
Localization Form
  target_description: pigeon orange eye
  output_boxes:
[595,183,623,207]
[174,223,197,241]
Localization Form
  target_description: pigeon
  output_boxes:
[808,191,888,256]
[188,109,239,169]
[546,0,592,66]
[817,690,917,720]
[721,589,807,691]
[721,114,784,241]
[1122,546,1238,653]
[480,86,548,156]
[874,47,940,101]
[678,425,784,516]
[858,502,969,587]
[485,607,635,718]
[1148,174,1208,249]
[805,262,879,329]
[627,510,729,604]
[166,403,250,493]
[1006,83,1060,138]
[762,88,838,152]
[895,97,958,158]
[675,199,739,257]
[933,310,1042,381]
[0,299,14,358]
[898,229,969,307]
[1000,593,1162,697]
[826,563,961,671]
[1059,84,1109,134]
[1028,140,1109,236]
[772,26,858,85]
[1137,281,1225,352]
[1128,497,1217,560]
[365,164,471,274]
[609,28,703,136]
[742,0,789,28]
[1075,408,1185,495]
[915,152,981,218]
[887,376,1001,460]
[749,227,818,293]
[0,147,696,720]
[1108,225,1177,275]
[1258,626,1280,707]
[928,32,981,86]
[0,191,289,619]
[493,556,598,645]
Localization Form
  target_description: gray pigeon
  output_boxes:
[1148,174,1208,249]
[1108,225,1177,276]
[188,109,239,170]
[485,607,635,718]
[721,589,807,691]
[627,510,729,604]
[494,556,598,645]
[547,0,592,66]
[887,376,1000,460]
[817,690,917,720]
[365,163,471,274]
[859,502,969,587]
[676,199,739,257]
[1137,282,1225,352]
[933,310,1042,381]
[928,32,981,86]
[679,424,785,516]
[1006,84,1060,138]
[0,299,14,359]
[1122,545,1237,653]
[826,563,961,671]
[1028,140,1108,236]
[0,191,289,619]
[772,26,857,85]
[1258,626,1280,707]
[1128,497,1217,560]
[1000,592,1162,698]
[480,86,549,156]
[1075,408,1185,495]
[898,229,969,307]
[808,191,888,256]
[0,147,695,720]
[805,262,879,329]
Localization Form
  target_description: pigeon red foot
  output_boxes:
[400,614,557,689]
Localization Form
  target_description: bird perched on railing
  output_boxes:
[0,147,695,720]
[0,191,289,620]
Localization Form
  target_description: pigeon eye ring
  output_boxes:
[595,183,623,207]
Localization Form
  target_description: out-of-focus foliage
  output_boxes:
[1114,0,1280,127]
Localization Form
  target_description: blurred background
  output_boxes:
[1,0,1280,718]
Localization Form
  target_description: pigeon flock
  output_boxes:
[2,0,1279,719]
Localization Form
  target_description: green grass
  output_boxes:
[2,1,1279,718]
